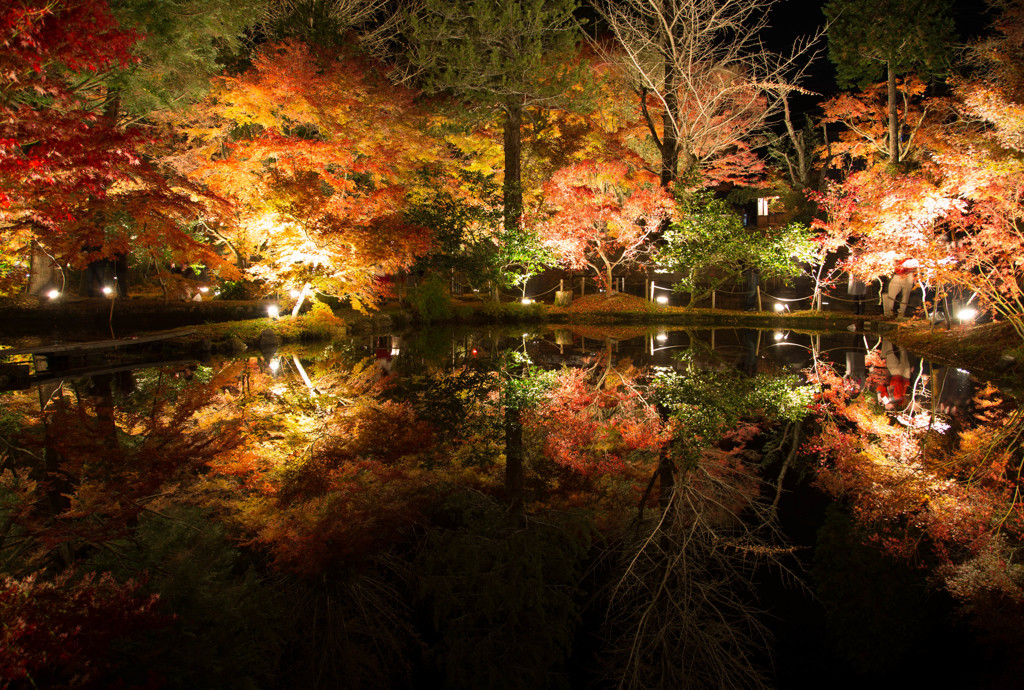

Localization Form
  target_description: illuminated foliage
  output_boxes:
[594,0,814,188]
[658,191,817,306]
[405,0,587,234]
[0,0,224,293]
[824,0,954,165]
[536,160,674,293]
[169,40,443,310]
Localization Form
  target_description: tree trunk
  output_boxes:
[658,445,676,508]
[291,282,311,317]
[888,62,899,166]
[504,406,524,514]
[503,101,523,233]
[660,51,679,187]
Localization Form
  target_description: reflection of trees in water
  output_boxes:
[807,347,1024,630]
[3,326,1018,687]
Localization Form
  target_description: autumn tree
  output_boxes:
[404,0,587,235]
[824,0,955,166]
[169,41,445,310]
[813,0,1024,337]
[0,0,227,295]
[594,0,819,188]
[820,75,945,167]
[536,161,674,293]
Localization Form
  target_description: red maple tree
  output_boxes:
[535,160,674,293]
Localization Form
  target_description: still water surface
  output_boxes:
[0,324,1016,689]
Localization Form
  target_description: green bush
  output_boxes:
[216,280,257,300]
[410,275,453,324]
[478,300,546,322]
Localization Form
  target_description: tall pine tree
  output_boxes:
[824,0,955,165]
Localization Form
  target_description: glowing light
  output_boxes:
[199,286,209,294]
[267,304,280,319]
[471,348,478,356]
[773,331,784,341]
[957,307,978,322]
[269,357,280,373]
[102,286,113,296]
[290,289,301,298]
[520,297,533,305]
[656,295,669,305]
[656,333,668,342]
[47,289,60,300]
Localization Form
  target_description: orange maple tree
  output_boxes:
[169,40,448,310]
[535,160,675,293]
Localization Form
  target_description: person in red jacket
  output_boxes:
[882,257,919,319]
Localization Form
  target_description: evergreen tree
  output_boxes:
[405,0,586,235]
[824,0,955,165]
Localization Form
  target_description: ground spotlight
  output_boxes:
[47,289,60,300]
[267,304,280,319]
[656,295,669,305]
[957,307,978,322]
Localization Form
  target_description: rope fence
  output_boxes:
[450,270,954,316]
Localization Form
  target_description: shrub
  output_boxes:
[478,300,546,322]
[304,299,347,339]
[410,275,453,324]
[216,280,257,300]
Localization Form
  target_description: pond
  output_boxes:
[1,323,1021,689]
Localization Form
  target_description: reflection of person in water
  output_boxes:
[737,328,760,375]
[844,334,867,398]
[926,364,976,443]
[931,365,975,417]
[373,335,395,380]
[868,338,915,411]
